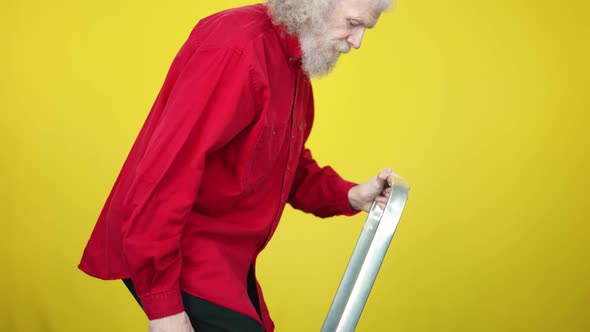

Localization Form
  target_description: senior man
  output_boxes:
[79,0,397,331]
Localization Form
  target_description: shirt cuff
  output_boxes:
[140,289,185,320]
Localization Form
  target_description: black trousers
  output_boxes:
[123,266,264,332]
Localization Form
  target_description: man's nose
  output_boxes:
[347,28,366,49]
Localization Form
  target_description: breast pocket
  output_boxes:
[243,123,289,192]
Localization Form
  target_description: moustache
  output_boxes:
[336,42,351,54]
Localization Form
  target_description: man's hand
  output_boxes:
[348,167,407,212]
[149,311,195,332]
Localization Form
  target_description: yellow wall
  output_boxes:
[2,0,589,331]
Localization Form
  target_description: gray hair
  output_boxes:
[267,0,394,77]
[267,0,393,36]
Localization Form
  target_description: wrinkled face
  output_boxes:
[325,0,383,53]
[300,0,384,77]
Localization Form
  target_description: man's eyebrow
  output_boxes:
[351,16,376,29]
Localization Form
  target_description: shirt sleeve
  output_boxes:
[120,45,259,319]
[288,148,360,218]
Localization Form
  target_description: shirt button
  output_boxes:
[288,57,293,62]
[272,130,276,135]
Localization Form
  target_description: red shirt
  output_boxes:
[79,4,358,331]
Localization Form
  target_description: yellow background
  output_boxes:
[2,0,589,331]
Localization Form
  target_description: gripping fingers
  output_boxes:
[375,195,388,209]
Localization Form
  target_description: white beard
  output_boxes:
[299,30,351,78]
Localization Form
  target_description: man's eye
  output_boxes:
[347,19,359,27]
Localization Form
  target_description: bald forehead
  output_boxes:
[334,0,391,11]
[335,0,386,27]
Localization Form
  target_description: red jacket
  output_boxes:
[79,5,358,331]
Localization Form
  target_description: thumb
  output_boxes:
[376,167,392,185]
